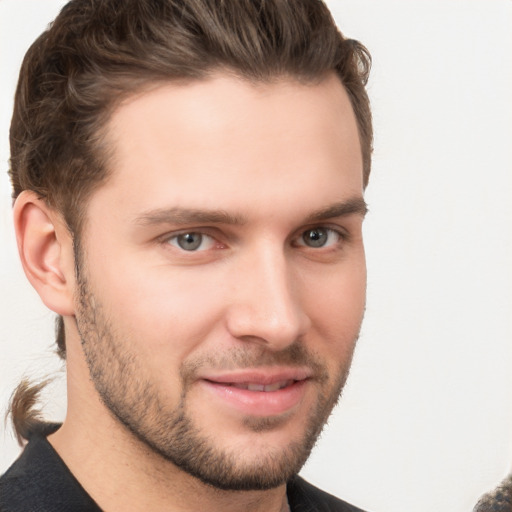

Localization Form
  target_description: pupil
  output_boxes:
[178,233,202,250]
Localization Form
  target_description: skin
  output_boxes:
[14,72,367,512]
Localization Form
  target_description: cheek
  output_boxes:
[91,257,227,360]
[302,259,366,345]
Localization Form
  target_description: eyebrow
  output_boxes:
[134,197,367,227]
[134,208,247,226]
[304,197,368,222]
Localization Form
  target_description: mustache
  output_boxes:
[180,341,329,384]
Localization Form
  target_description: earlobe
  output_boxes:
[13,191,76,316]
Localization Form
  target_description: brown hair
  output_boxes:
[8,0,372,441]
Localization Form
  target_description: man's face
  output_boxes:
[74,73,366,490]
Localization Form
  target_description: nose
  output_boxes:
[225,247,311,350]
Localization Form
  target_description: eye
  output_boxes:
[298,227,342,248]
[167,232,215,252]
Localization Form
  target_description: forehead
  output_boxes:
[88,73,363,224]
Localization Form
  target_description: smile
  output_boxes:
[198,370,311,417]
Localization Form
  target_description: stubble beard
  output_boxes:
[74,262,358,491]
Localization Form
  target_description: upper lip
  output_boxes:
[200,367,313,385]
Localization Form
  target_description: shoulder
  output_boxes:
[0,431,101,512]
[1,435,52,511]
[287,475,370,512]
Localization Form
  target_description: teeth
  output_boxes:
[231,380,293,392]
[247,383,265,391]
[263,381,286,392]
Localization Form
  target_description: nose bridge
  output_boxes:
[226,242,309,348]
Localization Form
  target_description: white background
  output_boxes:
[1,1,511,512]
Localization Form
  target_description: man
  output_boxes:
[0,0,373,511]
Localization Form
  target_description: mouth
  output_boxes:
[198,369,312,417]
[219,380,296,392]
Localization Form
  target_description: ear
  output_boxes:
[13,191,76,316]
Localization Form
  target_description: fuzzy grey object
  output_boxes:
[474,474,512,512]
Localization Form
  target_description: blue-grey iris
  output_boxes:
[177,233,203,251]
[303,228,328,248]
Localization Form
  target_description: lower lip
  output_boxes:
[200,379,308,417]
